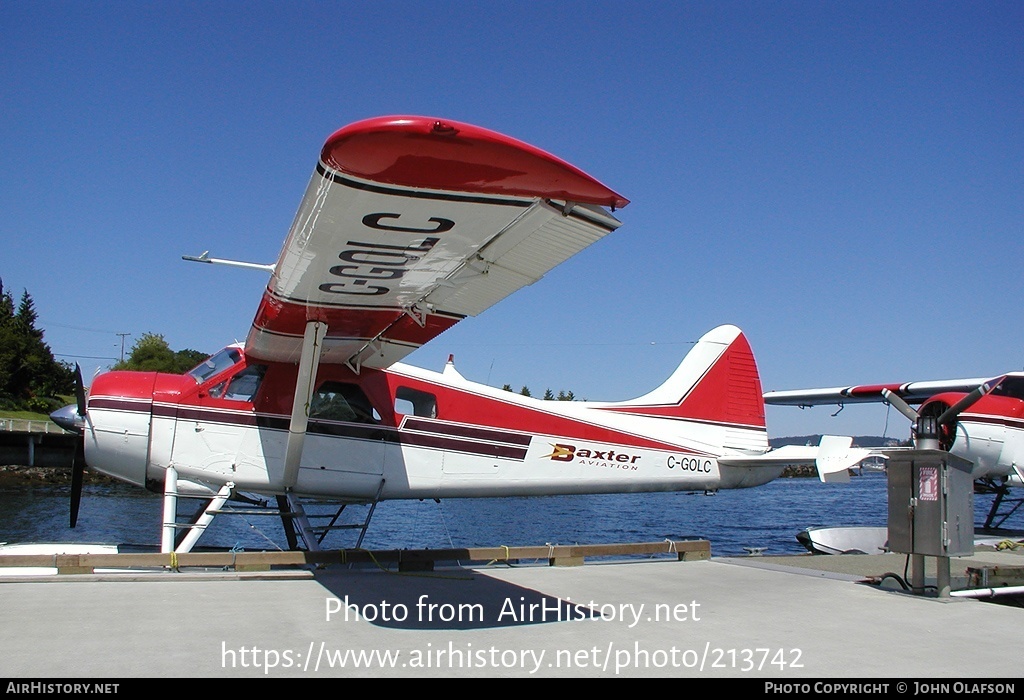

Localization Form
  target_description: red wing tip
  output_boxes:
[320,115,629,209]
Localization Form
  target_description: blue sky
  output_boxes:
[2,1,1021,439]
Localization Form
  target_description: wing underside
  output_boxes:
[245,116,627,370]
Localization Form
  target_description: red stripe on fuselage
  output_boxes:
[386,372,716,454]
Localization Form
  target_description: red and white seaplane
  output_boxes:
[764,373,1024,530]
[52,115,866,553]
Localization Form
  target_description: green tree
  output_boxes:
[175,348,209,371]
[113,333,209,374]
[0,280,74,410]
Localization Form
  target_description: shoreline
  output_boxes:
[0,464,119,487]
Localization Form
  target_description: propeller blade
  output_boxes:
[936,376,1004,426]
[881,389,920,423]
[70,437,86,528]
[69,364,89,527]
[74,363,86,418]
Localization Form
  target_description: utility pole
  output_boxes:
[116,333,131,363]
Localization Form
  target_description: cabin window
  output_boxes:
[188,347,242,384]
[310,382,380,424]
[395,386,438,418]
[207,364,266,402]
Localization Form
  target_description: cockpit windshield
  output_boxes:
[187,347,242,384]
[992,376,1024,401]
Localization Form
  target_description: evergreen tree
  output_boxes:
[0,280,12,321]
[0,281,16,407]
[0,280,74,409]
[15,290,39,334]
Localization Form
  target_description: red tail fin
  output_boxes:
[604,325,766,428]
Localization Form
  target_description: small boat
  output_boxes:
[796,526,889,555]
[798,526,1024,555]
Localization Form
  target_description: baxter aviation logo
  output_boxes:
[543,443,641,469]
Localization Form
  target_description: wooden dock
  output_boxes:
[0,539,711,575]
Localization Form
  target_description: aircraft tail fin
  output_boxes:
[604,324,766,429]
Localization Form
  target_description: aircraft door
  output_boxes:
[170,364,268,483]
[299,381,386,498]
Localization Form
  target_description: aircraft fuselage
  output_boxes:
[82,345,779,503]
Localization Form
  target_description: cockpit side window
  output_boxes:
[188,347,242,384]
[206,364,266,402]
[395,386,438,418]
[310,382,380,424]
[223,365,267,402]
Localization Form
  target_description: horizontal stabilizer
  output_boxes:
[815,435,869,484]
[719,435,869,483]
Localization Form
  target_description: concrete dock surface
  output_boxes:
[2,546,1023,679]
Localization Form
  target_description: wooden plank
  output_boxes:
[0,539,711,573]
[967,565,1024,588]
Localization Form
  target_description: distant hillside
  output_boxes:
[770,435,907,449]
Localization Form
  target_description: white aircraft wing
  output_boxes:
[719,435,871,483]
[763,378,994,407]
[246,115,629,370]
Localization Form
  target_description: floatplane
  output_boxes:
[51,115,868,554]
[766,373,1024,549]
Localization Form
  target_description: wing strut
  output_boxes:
[283,321,327,489]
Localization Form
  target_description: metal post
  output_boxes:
[175,483,234,554]
[161,467,178,554]
[936,556,951,598]
[116,333,130,363]
[911,553,926,593]
[283,321,326,489]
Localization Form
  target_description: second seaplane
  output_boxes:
[53,115,867,553]
[765,373,1024,531]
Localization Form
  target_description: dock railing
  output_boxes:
[0,419,71,435]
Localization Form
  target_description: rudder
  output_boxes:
[604,325,766,428]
